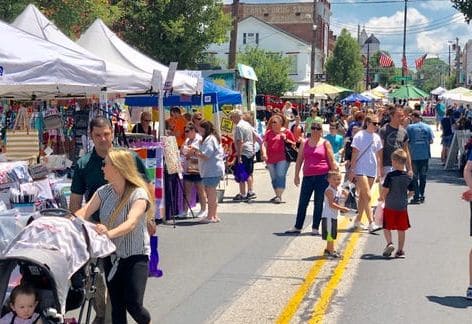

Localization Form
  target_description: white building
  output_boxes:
[206,16,321,92]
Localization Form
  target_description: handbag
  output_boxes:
[233,162,249,183]
[374,201,384,227]
[284,142,298,162]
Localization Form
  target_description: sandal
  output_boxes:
[272,197,282,204]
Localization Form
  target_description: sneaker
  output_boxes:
[409,198,421,205]
[419,196,425,203]
[327,251,341,259]
[285,227,301,234]
[395,250,405,258]
[196,210,208,218]
[352,221,366,231]
[233,193,245,202]
[272,197,282,204]
[382,243,395,257]
[368,223,382,233]
[466,286,472,300]
[246,191,256,199]
[175,212,188,219]
[311,229,320,236]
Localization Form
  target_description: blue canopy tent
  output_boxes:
[124,80,242,108]
[341,93,372,104]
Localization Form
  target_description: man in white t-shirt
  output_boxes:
[230,109,256,201]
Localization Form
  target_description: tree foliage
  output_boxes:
[116,0,231,69]
[325,29,364,91]
[414,58,450,92]
[237,47,294,97]
[452,0,472,23]
[0,1,121,39]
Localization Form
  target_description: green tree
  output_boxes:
[452,0,472,23]
[325,29,364,90]
[414,58,449,92]
[116,0,231,69]
[0,1,121,39]
[237,47,294,96]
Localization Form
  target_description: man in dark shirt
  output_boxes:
[379,107,412,181]
[69,116,151,324]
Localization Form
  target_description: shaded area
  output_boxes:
[424,158,464,186]
[426,295,472,309]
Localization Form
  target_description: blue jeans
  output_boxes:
[267,160,290,190]
[294,174,329,230]
[412,159,428,200]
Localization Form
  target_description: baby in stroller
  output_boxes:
[0,284,42,324]
[0,210,116,324]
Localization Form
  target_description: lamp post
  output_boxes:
[364,37,374,90]
[310,0,318,92]
[448,40,453,77]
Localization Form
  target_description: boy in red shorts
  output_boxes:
[378,148,414,258]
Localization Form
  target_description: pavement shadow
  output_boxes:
[220,199,285,204]
[426,295,472,309]
[302,255,330,261]
[427,158,465,186]
[272,232,317,237]
[360,253,393,261]
[170,221,213,227]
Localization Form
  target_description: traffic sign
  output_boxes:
[394,76,412,81]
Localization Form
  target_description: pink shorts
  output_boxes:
[383,208,410,231]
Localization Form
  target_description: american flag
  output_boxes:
[415,54,427,70]
[402,55,408,75]
[379,52,393,67]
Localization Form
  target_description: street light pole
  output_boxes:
[448,40,452,77]
[366,43,370,90]
[310,0,318,91]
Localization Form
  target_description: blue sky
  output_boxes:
[222,0,472,69]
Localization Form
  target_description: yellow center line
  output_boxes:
[276,185,379,323]
[276,217,349,324]
[309,230,361,324]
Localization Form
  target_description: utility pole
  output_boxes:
[310,0,318,90]
[401,0,408,84]
[455,37,460,86]
[228,0,239,69]
[448,40,452,77]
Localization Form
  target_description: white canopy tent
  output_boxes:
[77,19,198,95]
[373,85,389,95]
[0,20,105,98]
[430,86,447,96]
[12,4,151,94]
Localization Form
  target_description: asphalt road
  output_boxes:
[143,127,472,324]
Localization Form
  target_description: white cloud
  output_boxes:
[365,8,428,33]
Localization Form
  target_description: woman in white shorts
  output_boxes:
[349,115,383,232]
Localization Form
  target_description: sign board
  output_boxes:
[220,117,233,133]
[221,105,233,116]
[196,77,204,94]
[445,130,471,170]
[394,76,412,81]
[151,70,163,91]
[164,62,178,91]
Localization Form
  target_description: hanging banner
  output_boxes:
[164,62,178,91]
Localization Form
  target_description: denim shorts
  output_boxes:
[201,176,221,187]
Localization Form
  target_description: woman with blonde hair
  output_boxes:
[76,148,155,324]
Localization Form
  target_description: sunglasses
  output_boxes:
[371,122,380,126]
[184,129,193,133]
[311,126,322,130]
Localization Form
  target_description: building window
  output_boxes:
[286,53,298,75]
[243,33,259,45]
[263,13,269,17]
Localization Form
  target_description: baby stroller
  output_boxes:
[0,208,116,323]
